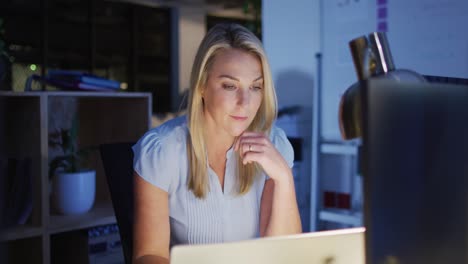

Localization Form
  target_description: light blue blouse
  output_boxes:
[132,116,294,247]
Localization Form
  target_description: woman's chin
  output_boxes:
[231,131,244,137]
[230,127,248,137]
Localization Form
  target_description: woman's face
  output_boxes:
[202,48,263,138]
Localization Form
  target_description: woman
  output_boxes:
[132,23,301,264]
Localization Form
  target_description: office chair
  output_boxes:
[100,142,135,264]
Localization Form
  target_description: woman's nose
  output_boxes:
[237,88,250,106]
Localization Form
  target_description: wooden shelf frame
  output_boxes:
[0,91,151,264]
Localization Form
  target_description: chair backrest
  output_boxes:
[100,142,135,264]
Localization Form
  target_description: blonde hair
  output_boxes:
[187,23,278,198]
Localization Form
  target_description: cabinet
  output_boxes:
[0,91,151,264]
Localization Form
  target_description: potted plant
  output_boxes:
[49,115,96,215]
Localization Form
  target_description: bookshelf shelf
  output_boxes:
[0,226,44,242]
[320,143,358,155]
[49,202,116,235]
[319,209,362,227]
[0,91,151,264]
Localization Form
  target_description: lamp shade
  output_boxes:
[339,32,426,140]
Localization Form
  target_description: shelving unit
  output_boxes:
[310,53,363,231]
[1,0,176,113]
[0,91,151,264]
[312,140,363,230]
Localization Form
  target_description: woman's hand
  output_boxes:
[236,132,302,235]
[234,131,292,183]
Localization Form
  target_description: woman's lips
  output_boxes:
[231,115,248,121]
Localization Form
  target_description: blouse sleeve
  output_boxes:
[132,130,174,192]
[271,127,295,169]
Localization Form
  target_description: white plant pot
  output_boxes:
[52,170,96,215]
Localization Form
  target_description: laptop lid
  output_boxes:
[362,79,468,263]
[170,227,365,264]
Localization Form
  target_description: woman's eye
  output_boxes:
[222,84,236,90]
[251,86,262,91]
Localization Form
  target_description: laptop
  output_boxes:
[170,227,365,264]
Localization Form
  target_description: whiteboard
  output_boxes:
[321,0,468,140]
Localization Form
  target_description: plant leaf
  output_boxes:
[49,155,73,179]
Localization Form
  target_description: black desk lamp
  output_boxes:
[339,32,426,140]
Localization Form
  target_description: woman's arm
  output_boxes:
[259,177,301,236]
[235,132,302,236]
[133,171,170,264]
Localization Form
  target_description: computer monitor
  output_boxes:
[361,79,468,263]
[171,227,365,264]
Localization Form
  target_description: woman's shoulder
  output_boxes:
[270,125,294,166]
[135,115,188,152]
[269,125,288,141]
[132,116,188,193]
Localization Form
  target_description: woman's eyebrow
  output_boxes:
[218,74,239,81]
[253,76,263,82]
[218,74,263,82]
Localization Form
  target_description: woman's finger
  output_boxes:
[242,151,263,165]
[236,134,261,152]
[241,142,264,156]
[241,131,265,137]
[234,132,261,151]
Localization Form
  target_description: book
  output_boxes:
[47,70,121,89]
[45,78,118,92]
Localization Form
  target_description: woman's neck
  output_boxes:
[203,122,234,160]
